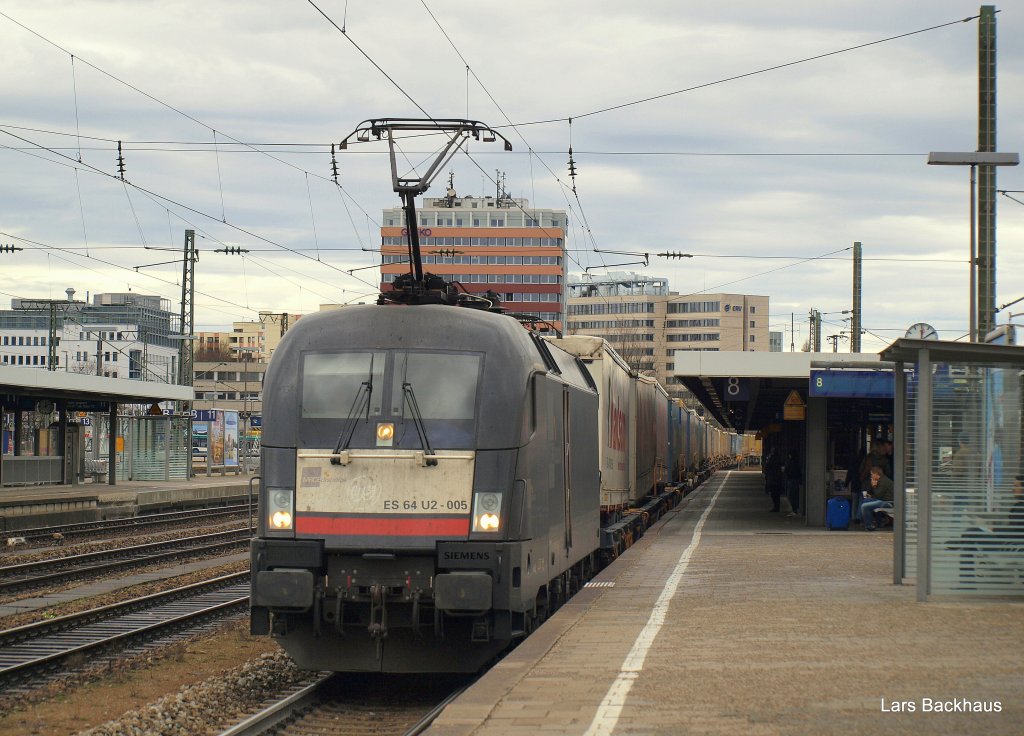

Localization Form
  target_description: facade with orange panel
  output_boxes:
[380,194,567,332]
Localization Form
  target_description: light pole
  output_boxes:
[235,347,260,473]
[927,151,1019,341]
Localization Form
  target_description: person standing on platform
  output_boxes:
[881,439,895,481]
[764,449,784,512]
[785,449,802,517]
[951,433,980,503]
[860,465,894,531]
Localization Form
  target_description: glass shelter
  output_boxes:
[881,339,1024,600]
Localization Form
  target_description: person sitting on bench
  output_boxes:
[860,465,894,531]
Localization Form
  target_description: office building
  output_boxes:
[0,289,181,382]
[380,189,567,331]
[566,272,770,399]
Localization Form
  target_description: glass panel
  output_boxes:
[391,352,481,420]
[903,366,918,579]
[301,351,386,418]
[390,351,481,449]
[928,361,1023,596]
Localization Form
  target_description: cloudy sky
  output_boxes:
[2,1,1022,351]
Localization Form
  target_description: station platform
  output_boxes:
[428,470,1023,736]
[0,475,257,532]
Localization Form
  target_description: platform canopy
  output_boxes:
[0,365,193,411]
[673,351,884,432]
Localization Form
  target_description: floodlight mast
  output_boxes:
[340,119,512,304]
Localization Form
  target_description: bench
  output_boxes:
[872,506,895,529]
[83,458,109,483]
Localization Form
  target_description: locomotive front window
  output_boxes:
[390,352,481,420]
[301,351,386,418]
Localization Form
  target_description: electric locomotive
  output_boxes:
[250,304,602,672]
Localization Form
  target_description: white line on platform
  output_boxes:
[583,471,728,736]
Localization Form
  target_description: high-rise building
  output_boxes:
[565,272,769,399]
[380,191,567,331]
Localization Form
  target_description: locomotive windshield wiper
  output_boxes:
[402,382,437,466]
[331,358,375,462]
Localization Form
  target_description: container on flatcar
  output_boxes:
[545,336,634,510]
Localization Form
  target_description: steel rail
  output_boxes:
[0,529,251,594]
[0,585,250,688]
[0,571,249,646]
[6,504,252,544]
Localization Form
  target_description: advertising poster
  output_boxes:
[224,411,239,467]
[210,412,225,465]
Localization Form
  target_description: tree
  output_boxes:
[195,345,231,362]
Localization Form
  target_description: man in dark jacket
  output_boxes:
[784,450,802,516]
[860,464,894,531]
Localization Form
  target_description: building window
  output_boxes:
[750,320,756,328]
[750,335,756,342]
[750,306,756,313]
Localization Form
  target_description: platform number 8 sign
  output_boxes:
[723,377,749,401]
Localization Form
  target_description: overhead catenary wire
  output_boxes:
[0,9,384,245]
[0,5,995,341]
[503,14,984,128]
[0,126,381,294]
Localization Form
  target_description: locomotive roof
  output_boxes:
[277,304,546,357]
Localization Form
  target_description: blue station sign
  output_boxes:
[809,370,893,398]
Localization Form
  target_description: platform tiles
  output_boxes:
[427,471,1023,736]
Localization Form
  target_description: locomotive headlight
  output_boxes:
[472,492,502,532]
[267,487,294,531]
[376,422,395,446]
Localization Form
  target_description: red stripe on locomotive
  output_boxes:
[296,515,469,537]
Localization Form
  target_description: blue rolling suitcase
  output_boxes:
[826,496,851,530]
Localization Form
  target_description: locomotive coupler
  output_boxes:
[368,583,389,662]
[368,583,389,640]
[411,590,422,637]
[333,588,345,636]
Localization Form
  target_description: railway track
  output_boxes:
[0,528,252,595]
[220,672,470,736]
[2,503,254,547]
[0,571,250,690]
